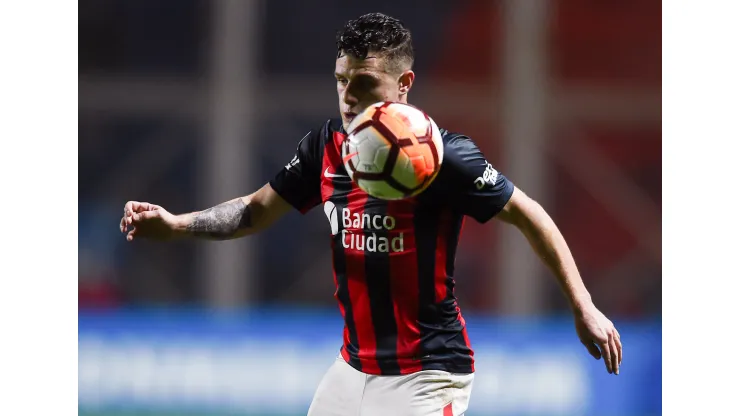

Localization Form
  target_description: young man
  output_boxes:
[120,13,622,416]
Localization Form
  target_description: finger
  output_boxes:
[583,341,601,360]
[126,227,137,242]
[124,202,134,225]
[614,329,623,366]
[124,201,136,216]
[608,332,619,375]
[125,201,154,215]
[135,202,158,213]
[120,216,127,233]
[133,211,159,222]
[600,341,613,374]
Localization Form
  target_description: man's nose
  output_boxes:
[342,88,358,107]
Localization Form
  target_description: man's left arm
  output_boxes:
[442,133,622,375]
[496,186,622,375]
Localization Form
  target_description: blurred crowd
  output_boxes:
[79,0,660,318]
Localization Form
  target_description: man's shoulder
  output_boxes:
[317,117,345,136]
[326,117,344,134]
[302,118,344,145]
[439,128,478,155]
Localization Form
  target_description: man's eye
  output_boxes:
[337,78,348,85]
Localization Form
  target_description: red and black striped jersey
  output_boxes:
[270,118,514,375]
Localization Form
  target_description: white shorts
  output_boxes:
[307,355,474,416]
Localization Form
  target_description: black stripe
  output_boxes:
[414,209,474,372]
[445,214,464,279]
[414,207,440,371]
[443,213,464,307]
[443,212,474,373]
[363,197,401,375]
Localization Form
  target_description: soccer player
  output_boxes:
[120,12,622,416]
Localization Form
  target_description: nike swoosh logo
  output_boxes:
[342,151,359,164]
[324,167,350,179]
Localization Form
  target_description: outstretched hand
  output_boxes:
[574,304,622,375]
[120,201,179,241]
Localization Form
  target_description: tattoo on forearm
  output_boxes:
[186,199,252,239]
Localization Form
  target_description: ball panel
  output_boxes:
[388,103,430,138]
[407,154,433,183]
[346,108,375,135]
[377,109,409,142]
[345,127,393,176]
[391,151,420,190]
[402,143,437,174]
[355,133,386,174]
[372,144,390,171]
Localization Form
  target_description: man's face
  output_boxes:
[335,53,408,131]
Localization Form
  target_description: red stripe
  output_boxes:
[443,402,453,416]
[332,243,353,364]
[434,211,451,303]
[332,131,346,154]
[387,199,422,374]
[344,182,381,374]
[322,132,345,200]
[323,142,351,363]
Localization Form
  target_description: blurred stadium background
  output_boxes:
[78,0,661,415]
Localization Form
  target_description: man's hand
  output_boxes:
[120,201,181,241]
[497,188,623,375]
[119,184,293,242]
[574,303,623,375]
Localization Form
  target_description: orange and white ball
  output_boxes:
[342,102,444,200]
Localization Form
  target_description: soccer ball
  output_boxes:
[342,102,444,200]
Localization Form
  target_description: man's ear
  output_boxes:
[398,70,415,96]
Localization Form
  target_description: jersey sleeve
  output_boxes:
[443,134,515,223]
[269,129,322,214]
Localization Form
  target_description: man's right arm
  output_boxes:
[122,183,292,242]
[176,182,292,240]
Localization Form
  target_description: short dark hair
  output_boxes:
[336,12,414,73]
